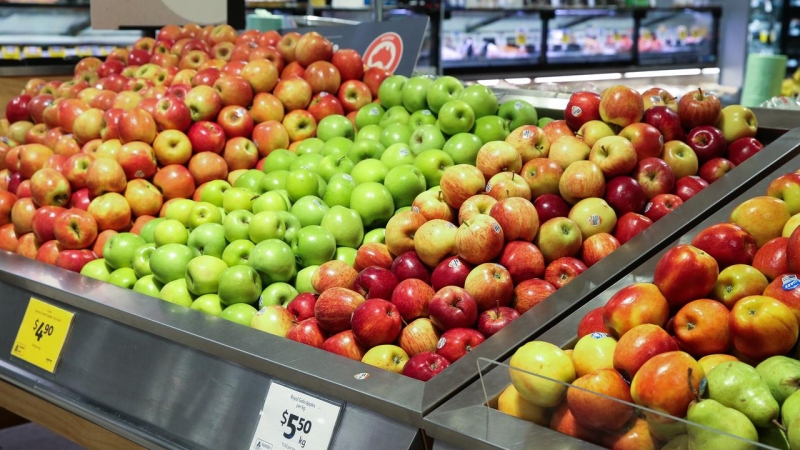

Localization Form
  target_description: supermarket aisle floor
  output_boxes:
[0,423,84,450]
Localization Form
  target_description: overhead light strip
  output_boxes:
[533,73,623,83]
[624,68,703,78]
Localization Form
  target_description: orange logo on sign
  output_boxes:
[364,32,403,73]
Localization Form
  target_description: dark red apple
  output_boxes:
[727,137,763,166]
[430,255,473,292]
[644,193,683,222]
[698,157,735,184]
[642,105,685,142]
[674,175,709,202]
[287,292,317,321]
[686,126,727,163]
[565,92,602,131]
[401,351,450,381]
[427,286,478,331]
[477,306,520,337]
[350,298,402,348]
[436,328,485,363]
[286,317,326,349]
[353,266,399,300]
[604,175,647,216]
[390,250,431,283]
[614,212,653,244]
[544,257,588,289]
[533,193,570,223]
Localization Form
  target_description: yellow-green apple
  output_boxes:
[85,158,126,197]
[223,137,258,171]
[618,123,663,161]
[716,105,758,143]
[413,219,457,267]
[117,141,157,180]
[588,135,638,177]
[439,164,485,210]
[581,232,620,267]
[686,125,726,163]
[571,331,617,377]
[152,129,192,166]
[513,278,556,314]
[322,330,367,361]
[361,344,409,373]
[314,286,365,333]
[489,196,539,242]
[118,107,156,144]
[568,367,633,432]
[630,351,704,417]
[678,88,721,130]
[654,244,718,307]
[730,196,791,247]
[338,80,372,114]
[599,85,643,127]
[558,160,605,205]
[644,193,683,222]
[282,110,316,143]
[661,140,698,179]
[690,223,757,269]
[153,164,196,200]
[603,283,670,337]
[250,305,293,337]
[31,206,66,243]
[464,262,513,311]
[613,323,677,380]
[544,257,587,289]
[184,85,222,122]
[311,259,358,293]
[30,168,71,207]
[565,91,602,130]
[604,176,646,216]
[124,179,163,217]
[353,242,393,272]
[475,141,522,179]
[385,210,427,257]
[188,152,228,185]
[674,299,731,357]
[548,135,590,170]
[535,216,582,263]
[112,91,144,111]
[72,108,104,144]
[273,77,312,111]
[711,263,769,308]
[764,275,800,323]
[390,278,435,322]
[767,172,800,215]
[728,137,763,166]
[485,172,531,201]
[643,104,685,142]
[642,87,677,111]
[435,327,484,363]
[568,198,617,239]
[509,341,575,407]
[454,214,504,265]
[577,120,615,148]
[520,158,562,198]
[505,125,549,163]
[730,295,799,360]
[633,157,675,199]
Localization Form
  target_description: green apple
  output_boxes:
[138,217,164,244]
[249,238,296,285]
[538,117,554,128]
[220,303,258,326]
[443,132,483,166]
[315,174,327,198]
[473,115,511,143]
[459,84,498,119]
[249,211,286,243]
[259,282,298,308]
[222,239,255,267]
[222,210,253,242]
[362,228,385,244]
[379,123,413,148]
[317,155,355,183]
[103,232,145,269]
[185,255,229,295]
[321,136,353,158]
[222,187,258,212]
[234,169,266,192]
[290,196,329,227]
[165,198,195,226]
[351,159,389,185]
[294,138,324,155]
[285,169,319,202]
[317,115,355,141]
[348,138,386,163]
[427,75,464,114]
[292,225,337,267]
[188,201,223,230]
[150,243,194,284]
[356,124,383,142]
[198,180,232,207]
[191,294,224,316]
[356,104,385,129]
[252,190,291,213]
[409,109,437,128]
[378,74,408,109]
[132,243,156,278]
[80,258,113,281]
[218,264,262,305]
[323,173,356,208]
[414,149,454,187]
[277,211,301,245]
[263,150,297,172]
[187,223,227,258]
[384,164,427,208]
[294,265,318,293]
[320,205,364,248]
[259,169,288,193]
[401,75,434,112]
[289,153,324,173]
[108,267,138,289]
[499,99,538,130]
[438,100,475,136]
[350,182,395,228]
[409,124,446,155]
[379,106,411,128]
[153,219,189,247]
[160,278,195,307]
[334,247,357,267]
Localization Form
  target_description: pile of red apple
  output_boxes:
[502,166,800,447]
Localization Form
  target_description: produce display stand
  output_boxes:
[0,94,794,450]
[423,125,800,450]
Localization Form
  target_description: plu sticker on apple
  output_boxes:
[571,105,582,117]
[448,259,461,268]
[589,214,601,227]
[589,332,610,339]
[493,223,501,234]
[485,183,493,193]
[514,101,524,110]
[782,274,800,290]
[437,337,446,349]
[522,129,533,139]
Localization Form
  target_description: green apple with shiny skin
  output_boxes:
[321,136,353,157]
[473,115,511,143]
[294,265,318,293]
[538,117,554,128]
[80,258,113,281]
[323,173,356,208]
[222,239,255,267]
[222,210,253,242]
[409,109,437,128]
[108,267,138,289]
[459,84,498,119]
[276,211,301,244]
[381,143,416,169]
[103,232,145,269]
[320,205,364,248]
[356,104,385,129]
[249,210,286,243]
[160,278,195,307]
[443,132,483,166]
[150,243,195,284]
[363,228,385,244]
[188,201,223,229]
[259,170,288,192]
[222,187,257,212]
[379,106,411,128]
[191,294,224,316]
[378,75,408,109]
[427,76,464,114]
[499,99,538,130]
[290,195,329,227]
[285,168,319,202]
[153,219,189,246]
[409,124,447,155]
[356,124,383,142]
[289,153,324,172]
[165,199,195,226]
[414,149,454,187]
[350,182,395,228]
[316,155,355,183]
[132,243,156,277]
[185,255,228,295]
[294,138,324,155]
[293,225,337,267]
[263,150,298,173]
[249,238,296,285]
[252,190,290,213]
[234,169,266,192]
[334,246,358,266]
[384,164,427,208]
[198,180,232,207]
[348,139,385,162]
[315,174,327,198]
[401,76,434,112]
[258,282,298,308]
[438,100,475,136]
[317,114,355,141]
[187,223,226,258]
[221,303,258,326]
[218,264,262,305]
[138,217,164,244]
[379,123,413,148]
[351,159,389,185]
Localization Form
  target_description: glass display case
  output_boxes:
[638,7,716,65]
[547,9,634,65]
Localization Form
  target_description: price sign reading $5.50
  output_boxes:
[11,298,75,373]
[249,382,342,450]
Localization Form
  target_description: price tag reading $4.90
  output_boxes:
[11,298,75,373]
[249,381,342,450]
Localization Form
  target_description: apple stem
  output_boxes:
[437,190,443,202]
[688,368,701,403]
[697,87,704,100]
[772,418,787,432]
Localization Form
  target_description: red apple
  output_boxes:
[362,67,390,98]
[351,298,402,348]
[604,175,647,216]
[391,278,435,322]
[430,256,473,292]
[353,242,393,272]
[544,257,587,289]
[753,237,789,281]
[294,32,333,67]
[314,287,365,334]
[311,259,358,293]
[489,197,539,242]
[634,157,675,200]
[730,295,799,361]
[727,137,763,166]
[436,328,485,363]
[513,278,556,315]
[581,232,620,267]
[398,318,441,357]
[54,249,96,273]
[337,80,372,113]
[599,85,644,127]
[603,283,670,337]
[698,157,735,184]
[287,292,317,322]
[464,263,514,311]
[477,306,520,337]
[577,307,609,338]
[53,208,97,249]
[654,244,719,308]
[565,91,601,131]
[331,49,364,82]
[644,193,683,222]
[402,352,450,381]
[613,323,678,380]
[286,317,326,349]
[497,241,545,285]
[454,214,504,265]
[674,175,709,202]
[691,223,757,269]
[643,105,685,142]
[686,125,727,163]
[427,286,478,331]
[390,250,431,284]
[674,299,731,357]
[117,141,158,180]
[677,88,722,130]
[533,193,570,224]
[353,267,399,300]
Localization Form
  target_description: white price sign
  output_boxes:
[249,382,342,450]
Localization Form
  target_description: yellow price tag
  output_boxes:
[11,298,75,373]
[48,46,66,58]
[1,46,20,60]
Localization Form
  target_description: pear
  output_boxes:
[706,361,779,428]
[686,399,758,450]
[782,389,800,427]
[758,425,790,450]
[662,434,689,450]
[789,416,800,450]
[755,356,800,405]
